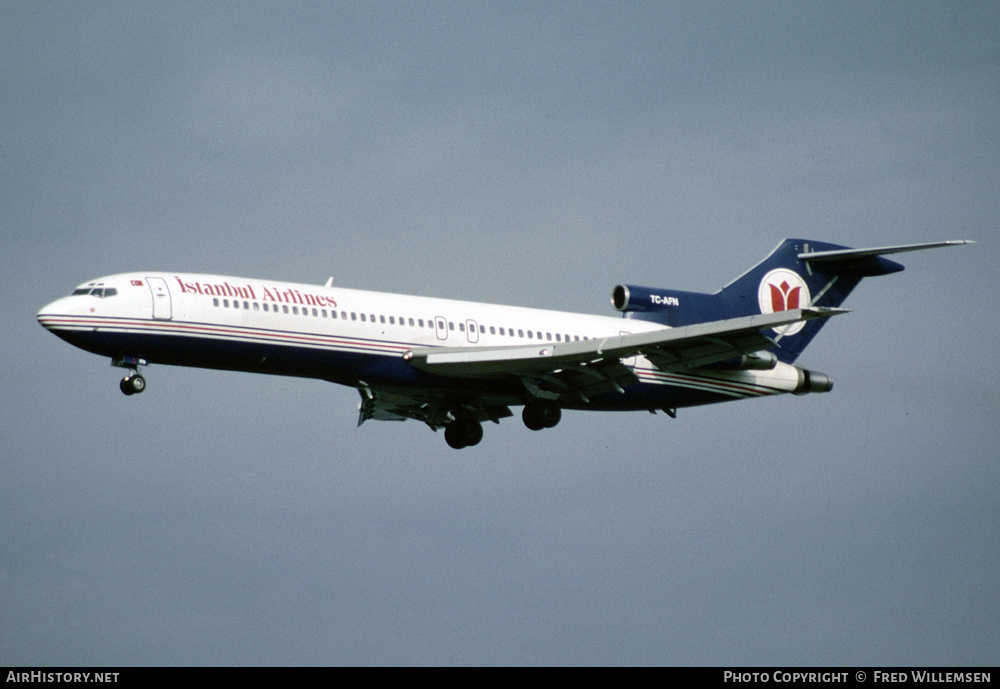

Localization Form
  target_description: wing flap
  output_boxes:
[643,330,777,372]
[356,384,513,429]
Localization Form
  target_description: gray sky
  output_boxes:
[2,1,997,666]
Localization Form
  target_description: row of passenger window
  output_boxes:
[211,297,590,343]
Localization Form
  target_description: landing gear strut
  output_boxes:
[444,418,484,449]
[113,356,148,396]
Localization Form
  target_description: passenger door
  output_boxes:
[147,277,173,320]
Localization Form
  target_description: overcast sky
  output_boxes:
[2,1,998,666]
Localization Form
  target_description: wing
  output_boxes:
[403,307,845,403]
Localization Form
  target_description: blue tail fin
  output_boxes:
[613,238,970,363]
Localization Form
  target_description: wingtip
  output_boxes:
[803,306,850,318]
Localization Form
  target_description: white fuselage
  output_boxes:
[38,272,809,413]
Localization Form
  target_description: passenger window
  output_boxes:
[213,298,220,307]
[282,305,289,314]
[527,330,533,339]
[224,299,230,308]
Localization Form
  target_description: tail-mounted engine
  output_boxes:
[794,366,833,394]
[612,284,683,313]
[611,284,721,327]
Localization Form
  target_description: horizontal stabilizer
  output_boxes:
[799,240,973,263]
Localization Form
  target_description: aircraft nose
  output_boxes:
[37,297,72,330]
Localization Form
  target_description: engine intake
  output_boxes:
[611,284,694,313]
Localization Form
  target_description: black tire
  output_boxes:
[540,404,561,428]
[461,419,483,447]
[120,377,135,396]
[523,402,560,430]
[444,422,468,449]
[522,404,544,431]
[128,374,146,394]
[444,419,483,449]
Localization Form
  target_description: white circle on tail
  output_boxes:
[758,268,811,336]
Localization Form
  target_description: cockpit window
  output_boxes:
[71,285,118,298]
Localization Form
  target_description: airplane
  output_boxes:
[37,238,971,449]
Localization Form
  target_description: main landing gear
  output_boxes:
[443,402,563,449]
[444,418,484,450]
[522,401,561,431]
[113,356,148,396]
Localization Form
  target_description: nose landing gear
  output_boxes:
[120,374,146,395]
[113,356,149,396]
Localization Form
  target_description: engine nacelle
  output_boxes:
[612,284,675,313]
[709,351,779,371]
[611,284,721,326]
[794,367,833,394]
[737,351,778,370]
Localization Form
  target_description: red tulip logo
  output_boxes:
[758,269,811,336]
[769,280,801,312]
